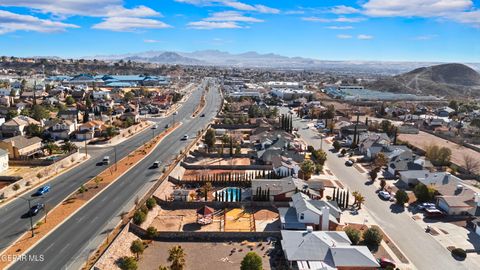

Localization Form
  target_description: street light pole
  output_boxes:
[27,199,34,237]
[114,146,118,171]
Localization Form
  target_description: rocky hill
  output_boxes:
[367,63,480,98]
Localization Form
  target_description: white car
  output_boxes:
[378,191,391,200]
[182,134,189,140]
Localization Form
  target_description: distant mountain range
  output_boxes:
[366,63,480,97]
[86,50,480,75]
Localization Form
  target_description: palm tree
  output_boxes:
[355,193,365,209]
[61,141,78,153]
[44,142,58,155]
[168,245,186,270]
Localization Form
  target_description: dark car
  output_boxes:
[377,258,396,268]
[200,113,205,117]
[28,203,44,216]
[345,160,355,167]
[32,185,51,197]
[424,208,446,218]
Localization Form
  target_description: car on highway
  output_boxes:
[182,134,189,140]
[152,161,160,168]
[173,111,178,115]
[32,185,51,197]
[152,124,158,129]
[378,191,391,200]
[102,156,110,165]
[424,208,446,218]
[28,203,44,217]
[417,202,436,211]
[345,160,355,167]
[200,113,205,117]
[165,123,170,129]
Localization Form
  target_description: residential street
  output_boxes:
[290,113,467,270]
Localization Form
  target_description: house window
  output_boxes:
[300,213,304,220]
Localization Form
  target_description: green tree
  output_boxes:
[395,189,409,205]
[300,160,315,180]
[168,245,186,270]
[312,149,327,165]
[105,126,118,139]
[6,110,18,120]
[240,252,263,270]
[65,96,75,105]
[130,239,145,259]
[333,141,341,152]
[413,183,435,202]
[344,227,361,245]
[124,91,135,102]
[118,256,138,270]
[363,227,383,247]
[204,128,216,151]
[146,197,156,210]
[44,142,59,155]
[32,105,50,121]
[25,124,44,137]
[147,226,158,238]
[133,209,147,225]
[61,141,77,153]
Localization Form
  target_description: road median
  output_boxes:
[0,123,182,270]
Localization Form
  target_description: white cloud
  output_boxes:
[92,17,171,31]
[0,0,161,18]
[144,39,161,43]
[187,21,242,29]
[189,11,262,29]
[362,0,471,17]
[357,34,374,40]
[337,0,480,27]
[331,5,360,14]
[325,26,354,30]
[336,17,366,23]
[175,0,279,13]
[105,6,161,18]
[0,10,79,34]
[205,11,262,22]
[301,17,331,23]
[337,34,352,39]
[414,34,438,40]
[302,17,365,23]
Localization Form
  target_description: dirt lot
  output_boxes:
[254,209,280,232]
[138,241,278,270]
[399,131,480,173]
[151,208,221,232]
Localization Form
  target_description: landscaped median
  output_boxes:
[0,122,182,270]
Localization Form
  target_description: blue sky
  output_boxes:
[0,0,479,62]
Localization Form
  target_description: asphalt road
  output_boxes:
[5,80,220,269]
[9,80,221,270]
[289,112,466,270]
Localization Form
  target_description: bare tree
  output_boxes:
[463,154,480,174]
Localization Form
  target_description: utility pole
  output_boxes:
[27,199,34,237]
[114,146,118,171]
[84,140,88,158]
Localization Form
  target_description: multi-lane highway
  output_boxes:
[4,79,221,269]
